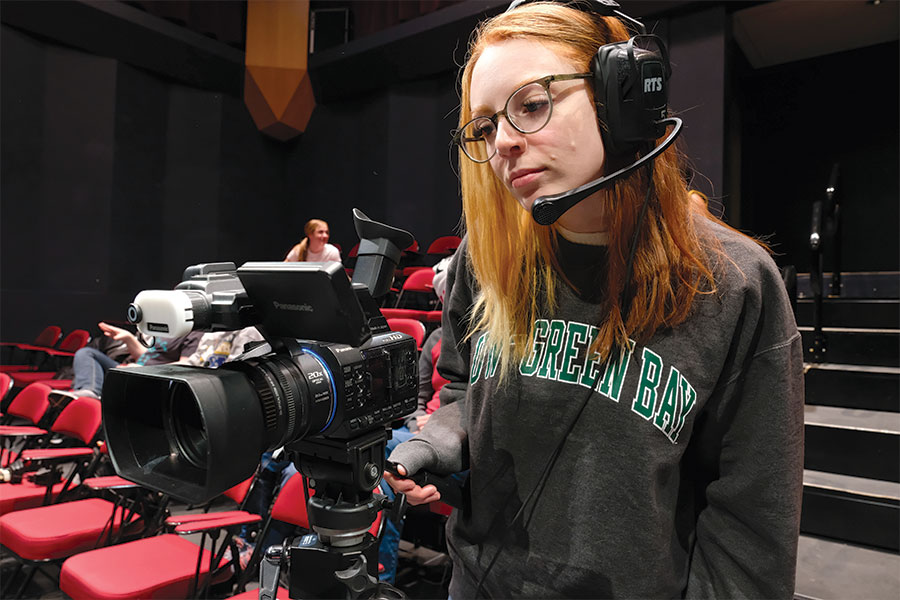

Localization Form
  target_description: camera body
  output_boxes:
[102,210,420,505]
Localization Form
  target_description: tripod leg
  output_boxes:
[259,543,284,600]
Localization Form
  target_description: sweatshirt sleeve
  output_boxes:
[389,242,471,476]
[685,254,805,599]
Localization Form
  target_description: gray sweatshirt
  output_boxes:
[389,221,804,599]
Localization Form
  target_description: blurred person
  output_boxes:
[284,219,341,263]
[70,322,202,398]
[378,256,452,584]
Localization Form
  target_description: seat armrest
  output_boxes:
[166,510,253,526]
[84,475,140,490]
[0,425,47,437]
[172,513,262,534]
[21,447,93,462]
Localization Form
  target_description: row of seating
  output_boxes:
[0,380,384,599]
[346,234,461,265]
[0,258,452,597]
[0,326,91,383]
[343,234,458,300]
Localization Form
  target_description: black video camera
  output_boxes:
[101,209,419,505]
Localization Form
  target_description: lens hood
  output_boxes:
[102,364,269,503]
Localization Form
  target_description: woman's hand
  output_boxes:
[383,463,441,506]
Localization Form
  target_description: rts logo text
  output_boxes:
[644,77,662,93]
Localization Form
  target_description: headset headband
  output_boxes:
[506,0,646,35]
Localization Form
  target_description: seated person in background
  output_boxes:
[182,326,265,368]
[284,219,341,263]
[400,256,453,436]
[403,325,447,434]
[71,324,263,398]
[378,257,452,583]
[70,322,203,398]
[230,449,299,569]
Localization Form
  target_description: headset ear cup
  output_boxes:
[592,35,671,157]
[592,43,627,156]
[591,46,609,146]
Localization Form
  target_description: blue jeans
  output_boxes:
[71,347,120,396]
[378,428,415,583]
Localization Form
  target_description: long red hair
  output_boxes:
[458,2,745,379]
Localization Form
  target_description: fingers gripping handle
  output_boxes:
[386,461,463,509]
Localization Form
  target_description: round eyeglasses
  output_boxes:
[453,72,593,163]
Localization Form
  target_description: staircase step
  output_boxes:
[805,363,900,412]
[797,271,900,299]
[802,470,899,551]
[804,469,900,501]
[804,405,900,483]
[796,298,899,329]
[800,328,899,367]
[795,534,900,599]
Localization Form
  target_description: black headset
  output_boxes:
[507,0,671,155]
[506,0,683,225]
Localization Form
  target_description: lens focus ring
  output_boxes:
[266,356,299,443]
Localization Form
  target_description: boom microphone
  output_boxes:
[530,117,682,226]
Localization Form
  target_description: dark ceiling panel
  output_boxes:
[307,0,702,103]
[0,0,244,94]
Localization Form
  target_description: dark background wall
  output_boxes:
[0,9,466,341]
[1,1,897,343]
[736,40,899,272]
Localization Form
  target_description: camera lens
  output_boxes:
[166,382,208,470]
[101,347,341,504]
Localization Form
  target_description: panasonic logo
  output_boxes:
[272,301,314,312]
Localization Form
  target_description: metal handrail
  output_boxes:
[807,163,842,362]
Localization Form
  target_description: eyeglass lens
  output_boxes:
[460,81,552,162]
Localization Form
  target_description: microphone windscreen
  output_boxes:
[532,199,568,226]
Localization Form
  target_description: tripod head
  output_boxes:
[258,429,408,599]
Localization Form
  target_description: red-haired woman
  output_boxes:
[386,2,803,598]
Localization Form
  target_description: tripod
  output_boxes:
[258,429,408,600]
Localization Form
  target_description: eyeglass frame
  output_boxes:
[452,72,594,163]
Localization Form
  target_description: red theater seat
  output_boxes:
[60,533,232,600]
[387,318,427,350]
[0,481,68,516]
[426,235,461,257]
[60,473,305,600]
[0,396,103,515]
[0,497,139,561]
